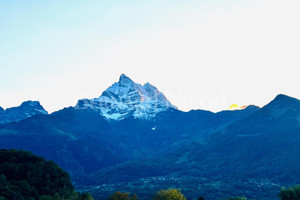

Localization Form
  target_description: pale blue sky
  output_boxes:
[1,0,299,112]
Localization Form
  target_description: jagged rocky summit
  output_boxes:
[76,74,177,120]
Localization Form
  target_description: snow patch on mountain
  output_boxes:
[76,74,176,120]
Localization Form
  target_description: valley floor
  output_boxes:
[81,176,282,200]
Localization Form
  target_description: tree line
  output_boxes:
[1,149,299,200]
[0,149,92,200]
[107,187,300,200]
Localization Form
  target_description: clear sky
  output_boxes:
[0,0,299,113]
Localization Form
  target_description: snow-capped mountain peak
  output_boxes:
[76,74,176,120]
[118,73,134,86]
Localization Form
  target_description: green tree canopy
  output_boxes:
[82,193,94,200]
[153,189,186,200]
[228,197,247,200]
[0,149,93,200]
[107,191,138,200]
[279,185,300,200]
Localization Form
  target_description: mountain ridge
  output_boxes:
[0,100,48,125]
[0,74,299,200]
[86,93,300,200]
[0,94,261,187]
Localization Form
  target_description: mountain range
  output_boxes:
[0,74,299,200]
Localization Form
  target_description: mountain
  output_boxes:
[0,105,259,185]
[6,74,299,200]
[0,101,48,124]
[88,94,300,200]
[76,74,176,120]
[0,77,259,191]
[0,107,125,170]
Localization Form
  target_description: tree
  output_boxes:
[68,191,80,200]
[107,191,138,200]
[0,149,93,200]
[153,189,186,200]
[81,192,94,200]
[52,193,61,200]
[279,185,300,200]
[39,195,52,200]
[131,193,138,200]
[228,197,247,200]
